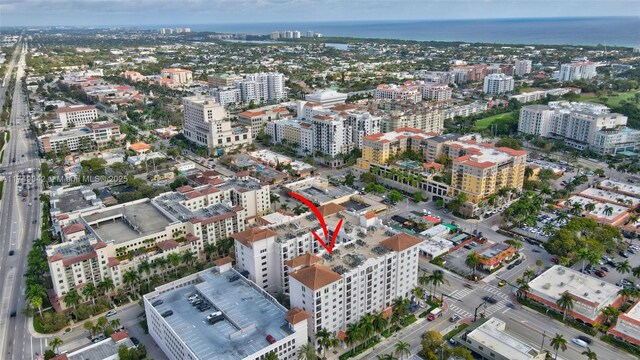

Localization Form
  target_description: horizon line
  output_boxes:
[2,15,638,29]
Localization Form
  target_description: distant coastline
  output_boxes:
[162,17,639,47]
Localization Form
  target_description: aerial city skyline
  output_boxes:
[0,1,639,360]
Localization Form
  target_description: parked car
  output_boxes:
[92,335,107,343]
[151,299,163,306]
[131,337,140,346]
[595,270,606,277]
[106,309,117,317]
[619,251,629,258]
[600,266,609,272]
[266,335,277,344]
[8,250,14,256]
[449,315,461,322]
[161,310,174,318]
[550,257,558,263]
[507,264,516,270]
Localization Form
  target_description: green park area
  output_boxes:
[474,111,516,130]
[579,90,640,108]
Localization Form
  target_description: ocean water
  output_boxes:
[182,17,640,47]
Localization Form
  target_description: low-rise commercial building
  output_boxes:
[526,265,623,325]
[456,318,545,360]
[144,268,308,360]
[478,243,516,271]
[55,105,98,129]
[608,301,640,346]
[37,121,124,154]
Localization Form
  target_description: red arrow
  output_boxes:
[288,191,343,254]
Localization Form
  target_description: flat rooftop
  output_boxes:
[610,301,640,344]
[580,187,640,208]
[149,270,292,360]
[599,179,640,197]
[466,318,541,360]
[448,140,514,164]
[51,188,100,214]
[83,200,174,243]
[563,196,628,221]
[67,337,134,360]
[528,265,620,315]
[294,184,356,205]
[271,210,400,275]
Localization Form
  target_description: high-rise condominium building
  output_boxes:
[514,59,533,76]
[160,68,193,84]
[483,73,514,94]
[232,204,422,344]
[182,95,251,150]
[234,72,286,103]
[518,101,638,154]
[558,61,597,81]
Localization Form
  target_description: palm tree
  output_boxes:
[550,333,568,360]
[372,311,388,336]
[296,343,318,360]
[345,322,363,354]
[50,337,63,354]
[516,279,530,299]
[98,277,115,298]
[632,265,640,279]
[109,318,121,330]
[123,270,140,297]
[63,289,81,311]
[523,268,536,281]
[465,252,481,279]
[577,249,597,273]
[603,205,614,217]
[203,243,217,263]
[181,250,195,267]
[167,253,181,276]
[138,259,152,287]
[264,351,278,360]
[26,284,47,303]
[84,320,95,336]
[359,314,375,342]
[571,202,584,215]
[153,257,168,281]
[581,348,598,360]
[316,328,336,356]
[556,292,574,321]
[535,259,544,274]
[418,273,430,288]
[393,341,411,360]
[392,297,410,327]
[412,286,424,301]
[616,260,632,283]
[600,305,621,325]
[280,203,290,212]
[81,283,98,306]
[217,237,234,257]
[31,296,43,317]
[430,270,447,300]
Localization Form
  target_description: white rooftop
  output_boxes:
[467,318,542,360]
[528,265,621,319]
[448,141,513,164]
[611,301,640,344]
[580,187,640,208]
[599,179,640,197]
[563,195,628,221]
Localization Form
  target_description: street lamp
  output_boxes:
[540,331,546,353]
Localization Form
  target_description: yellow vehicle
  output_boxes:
[498,280,506,287]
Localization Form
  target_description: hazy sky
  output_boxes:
[0,0,638,27]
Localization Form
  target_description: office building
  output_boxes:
[232,205,422,344]
[55,105,98,129]
[144,268,308,360]
[526,265,623,325]
[558,61,597,81]
[160,68,193,84]
[49,330,135,360]
[208,73,242,88]
[518,102,636,154]
[456,318,546,360]
[483,73,514,94]
[182,95,251,151]
[514,59,533,76]
[37,121,123,154]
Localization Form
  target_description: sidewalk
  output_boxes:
[28,300,141,339]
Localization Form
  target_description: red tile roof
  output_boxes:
[55,105,96,114]
[63,252,97,266]
[497,147,527,156]
[285,252,323,268]
[285,308,312,325]
[380,233,423,252]
[214,256,234,266]
[62,223,85,235]
[239,111,266,117]
[48,253,64,263]
[176,185,195,193]
[156,239,179,251]
[290,264,342,290]
[232,228,278,247]
[110,330,129,343]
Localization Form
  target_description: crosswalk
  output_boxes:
[445,283,511,319]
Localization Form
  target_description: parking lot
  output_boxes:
[568,241,640,290]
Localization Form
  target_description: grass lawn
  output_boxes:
[578,90,640,108]
[474,112,514,130]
